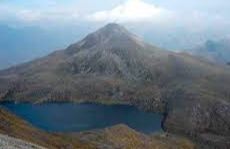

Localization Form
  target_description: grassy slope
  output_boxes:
[70,124,195,149]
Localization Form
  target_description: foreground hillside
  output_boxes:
[0,108,194,149]
[70,124,195,149]
[0,133,45,149]
[0,23,230,148]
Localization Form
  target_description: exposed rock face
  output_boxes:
[0,23,230,148]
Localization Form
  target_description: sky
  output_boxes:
[1,0,230,28]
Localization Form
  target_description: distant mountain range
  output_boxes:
[0,23,230,148]
[187,38,230,64]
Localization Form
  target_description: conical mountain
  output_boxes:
[0,23,168,102]
[67,23,147,51]
[59,23,167,80]
[0,23,230,148]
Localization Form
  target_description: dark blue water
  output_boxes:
[1,103,162,133]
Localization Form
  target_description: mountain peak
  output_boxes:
[68,23,145,51]
[101,23,127,32]
[103,23,124,29]
[95,23,131,38]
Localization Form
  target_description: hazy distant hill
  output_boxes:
[0,23,230,148]
[187,38,230,64]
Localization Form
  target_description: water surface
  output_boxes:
[1,103,162,133]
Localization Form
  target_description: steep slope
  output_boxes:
[0,23,230,148]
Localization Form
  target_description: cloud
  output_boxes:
[21,8,80,23]
[87,0,173,23]
[0,0,229,33]
[0,3,80,24]
[0,0,173,25]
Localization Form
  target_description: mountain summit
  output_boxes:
[67,23,148,53]
[93,23,131,37]
[0,23,230,148]
[82,23,140,43]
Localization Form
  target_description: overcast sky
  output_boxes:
[0,0,229,28]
